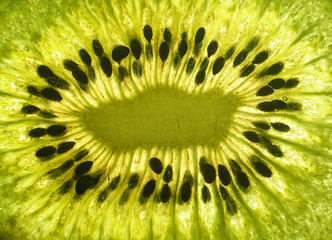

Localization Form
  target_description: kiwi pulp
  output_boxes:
[0,0,331,239]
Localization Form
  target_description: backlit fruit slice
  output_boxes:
[0,0,331,240]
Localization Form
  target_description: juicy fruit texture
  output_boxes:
[0,0,331,239]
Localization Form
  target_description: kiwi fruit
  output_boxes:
[0,0,331,239]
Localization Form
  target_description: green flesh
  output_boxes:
[0,0,332,239]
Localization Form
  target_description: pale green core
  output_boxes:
[82,88,240,148]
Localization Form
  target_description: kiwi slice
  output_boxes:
[0,0,331,239]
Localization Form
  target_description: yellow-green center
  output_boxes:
[82,88,240,148]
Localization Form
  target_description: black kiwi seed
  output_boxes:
[75,175,92,195]
[254,161,272,177]
[28,128,46,138]
[160,184,171,203]
[75,161,93,177]
[269,78,285,89]
[130,39,142,60]
[79,49,92,66]
[207,40,218,57]
[37,65,54,78]
[195,69,206,85]
[256,86,274,96]
[45,76,70,90]
[142,179,156,198]
[235,171,250,188]
[108,175,121,191]
[74,149,89,161]
[218,164,232,186]
[163,165,173,183]
[41,88,62,101]
[163,28,172,43]
[21,105,40,114]
[27,86,39,96]
[230,160,242,172]
[119,190,130,205]
[200,57,209,71]
[149,157,163,174]
[194,41,202,56]
[98,175,121,202]
[100,56,112,77]
[118,66,128,81]
[257,101,275,112]
[38,111,57,119]
[240,64,255,77]
[202,163,216,184]
[63,60,78,71]
[57,141,76,154]
[128,173,139,189]
[48,160,74,179]
[267,62,284,75]
[252,51,269,64]
[35,146,56,158]
[233,50,248,67]
[226,198,238,215]
[225,46,235,60]
[159,42,169,61]
[88,67,96,80]
[284,78,299,88]
[178,39,188,58]
[213,57,225,75]
[112,46,130,62]
[245,37,259,52]
[181,181,192,202]
[132,61,143,77]
[201,185,211,203]
[186,57,195,74]
[271,100,287,110]
[173,54,180,68]
[253,121,270,130]
[145,44,153,60]
[271,122,290,132]
[46,125,66,136]
[267,144,283,157]
[60,160,75,171]
[92,39,104,57]
[72,67,88,85]
[242,131,260,143]
[219,185,229,200]
[286,102,302,111]
[59,180,73,194]
[194,27,205,45]
[143,25,153,43]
